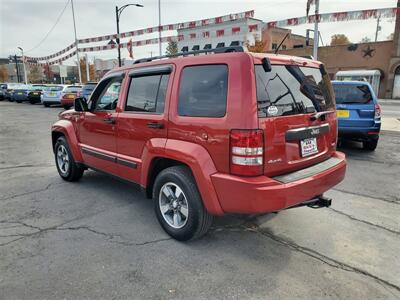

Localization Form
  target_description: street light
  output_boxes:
[115,3,144,67]
[17,47,28,84]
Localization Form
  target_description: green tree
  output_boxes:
[166,40,178,55]
[330,34,351,46]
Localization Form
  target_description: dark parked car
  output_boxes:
[0,83,6,100]
[28,84,49,104]
[11,84,32,103]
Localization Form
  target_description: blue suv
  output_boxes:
[332,80,381,151]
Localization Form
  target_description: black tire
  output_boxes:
[63,105,71,110]
[16,100,22,103]
[153,166,213,241]
[30,100,35,104]
[363,140,378,151]
[43,102,50,107]
[54,136,84,181]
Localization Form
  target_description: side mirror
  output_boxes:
[74,97,88,112]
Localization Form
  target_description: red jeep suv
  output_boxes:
[51,47,346,241]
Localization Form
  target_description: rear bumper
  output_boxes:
[339,124,380,140]
[211,151,346,214]
[42,98,61,103]
[60,98,74,106]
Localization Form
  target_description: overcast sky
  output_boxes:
[0,0,397,64]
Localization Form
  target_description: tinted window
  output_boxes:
[65,86,82,93]
[83,84,97,91]
[333,84,372,104]
[178,65,228,117]
[125,74,169,113]
[50,86,63,91]
[256,65,335,118]
[93,77,122,111]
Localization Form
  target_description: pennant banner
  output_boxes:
[26,10,254,62]
[267,7,399,28]
[26,7,399,65]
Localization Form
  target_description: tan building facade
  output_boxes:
[262,27,313,52]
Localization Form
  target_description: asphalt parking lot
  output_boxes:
[0,101,399,299]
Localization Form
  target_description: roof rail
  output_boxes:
[133,46,245,64]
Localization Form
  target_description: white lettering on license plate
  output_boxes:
[301,138,318,157]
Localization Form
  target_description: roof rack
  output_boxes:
[133,46,245,64]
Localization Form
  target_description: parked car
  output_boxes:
[0,83,6,100]
[78,82,97,100]
[60,86,82,109]
[332,80,381,151]
[51,47,346,241]
[28,84,49,104]
[12,84,32,103]
[3,83,25,101]
[42,85,67,107]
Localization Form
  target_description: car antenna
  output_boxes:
[274,33,290,54]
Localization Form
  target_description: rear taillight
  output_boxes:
[230,129,264,176]
[374,104,381,119]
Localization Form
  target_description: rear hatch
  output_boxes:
[255,63,337,177]
[333,83,375,127]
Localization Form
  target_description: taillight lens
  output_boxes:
[374,104,381,119]
[230,129,264,176]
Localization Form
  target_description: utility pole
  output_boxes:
[85,53,90,82]
[17,47,28,84]
[71,0,82,83]
[14,55,20,83]
[313,0,320,59]
[375,15,381,42]
[115,4,144,67]
[158,0,162,56]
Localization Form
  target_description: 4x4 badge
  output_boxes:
[267,105,278,116]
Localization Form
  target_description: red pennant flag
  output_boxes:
[127,39,133,58]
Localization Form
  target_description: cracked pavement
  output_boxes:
[1,102,400,299]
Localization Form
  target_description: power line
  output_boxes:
[25,0,70,54]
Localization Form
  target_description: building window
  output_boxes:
[282,45,287,50]
[272,43,278,50]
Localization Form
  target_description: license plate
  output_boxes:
[300,137,318,157]
[337,110,349,118]
[18,92,23,95]
[67,95,75,99]
[49,92,55,96]
[33,92,38,95]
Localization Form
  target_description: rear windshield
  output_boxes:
[255,65,335,118]
[333,84,372,104]
[49,86,63,91]
[65,86,82,93]
[83,83,97,91]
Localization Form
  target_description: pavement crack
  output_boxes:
[0,182,64,201]
[332,188,400,205]
[112,237,171,247]
[244,224,400,293]
[0,164,53,170]
[328,207,400,235]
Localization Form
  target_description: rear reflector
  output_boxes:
[230,129,264,176]
[375,104,381,119]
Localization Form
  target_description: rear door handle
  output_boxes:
[147,122,164,129]
[103,117,116,124]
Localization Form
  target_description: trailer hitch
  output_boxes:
[289,195,332,209]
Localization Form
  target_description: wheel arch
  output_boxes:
[142,139,224,216]
[51,120,83,162]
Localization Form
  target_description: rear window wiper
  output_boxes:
[310,110,335,121]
